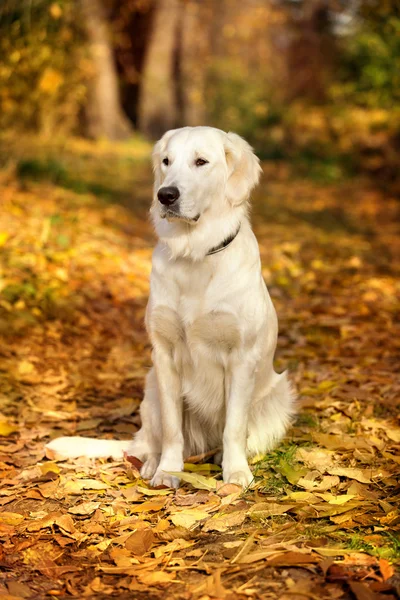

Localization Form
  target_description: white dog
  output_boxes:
[46,127,296,488]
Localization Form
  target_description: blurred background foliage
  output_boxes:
[1,0,400,187]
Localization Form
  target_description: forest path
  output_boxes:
[0,138,399,599]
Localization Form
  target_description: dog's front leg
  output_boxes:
[222,362,255,487]
[150,347,184,488]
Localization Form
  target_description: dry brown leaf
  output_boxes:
[349,581,376,600]
[125,529,155,555]
[170,509,209,529]
[166,471,217,491]
[138,571,176,585]
[326,467,372,483]
[130,498,166,513]
[296,447,335,470]
[63,479,109,493]
[68,501,101,515]
[202,510,246,532]
[6,581,32,598]
[248,502,295,518]
[216,483,242,496]
[153,538,195,558]
[379,558,395,581]
[297,473,340,491]
[0,512,24,526]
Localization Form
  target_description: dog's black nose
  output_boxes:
[158,186,180,206]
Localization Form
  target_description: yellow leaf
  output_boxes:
[0,232,9,247]
[0,512,24,526]
[184,462,221,472]
[40,462,60,475]
[170,509,209,529]
[0,421,18,436]
[317,493,356,505]
[285,491,316,502]
[313,547,351,557]
[166,471,217,491]
[386,428,400,443]
[131,498,166,513]
[136,485,172,496]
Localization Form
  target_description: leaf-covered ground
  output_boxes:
[0,136,399,600]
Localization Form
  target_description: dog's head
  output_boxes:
[151,127,261,225]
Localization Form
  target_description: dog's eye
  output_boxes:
[162,158,169,166]
[195,158,208,167]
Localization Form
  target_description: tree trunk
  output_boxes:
[80,0,132,140]
[137,0,181,138]
[111,0,157,128]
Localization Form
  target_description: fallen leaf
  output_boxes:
[68,502,101,516]
[0,512,24,526]
[248,502,295,518]
[6,581,32,598]
[131,498,166,513]
[379,558,395,581]
[203,510,246,532]
[317,493,356,505]
[63,479,109,493]
[279,460,307,484]
[268,552,319,566]
[166,471,217,491]
[136,485,172,496]
[349,581,376,600]
[216,483,242,496]
[138,571,176,585]
[326,468,371,484]
[0,421,18,436]
[125,529,155,555]
[170,509,209,529]
[153,538,195,558]
[297,474,340,491]
[296,447,335,470]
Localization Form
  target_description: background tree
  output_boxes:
[80,0,132,140]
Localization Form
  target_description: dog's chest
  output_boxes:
[150,263,240,366]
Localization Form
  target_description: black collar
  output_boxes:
[206,224,241,256]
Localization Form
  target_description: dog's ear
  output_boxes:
[152,129,178,189]
[224,132,262,206]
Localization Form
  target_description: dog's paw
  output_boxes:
[223,466,253,488]
[150,469,180,489]
[140,456,159,480]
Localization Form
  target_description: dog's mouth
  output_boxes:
[161,209,200,224]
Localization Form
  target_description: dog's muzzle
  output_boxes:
[158,186,200,223]
[158,186,180,206]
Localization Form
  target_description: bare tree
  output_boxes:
[137,0,181,137]
[80,0,132,140]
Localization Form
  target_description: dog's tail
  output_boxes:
[246,370,297,458]
[45,436,131,460]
